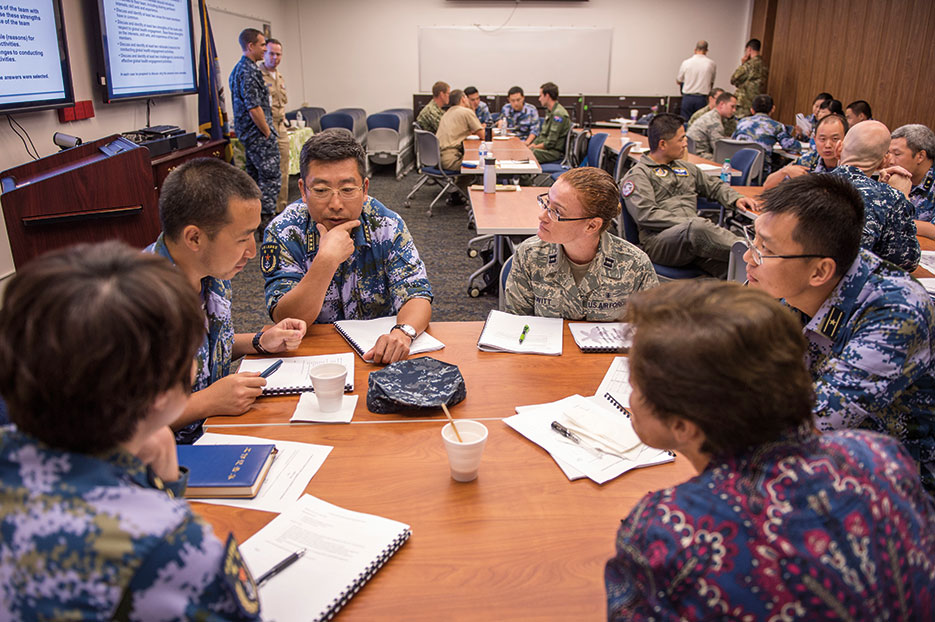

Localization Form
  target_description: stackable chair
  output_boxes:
[725,147,764,186]
[365,111,415,178]
[286,106,325,132]
[618,199,706,280]
[686,134,696,155]
[714,139,767,183]
[612,142,636,182]
[405,129,466,216]
[726,240,749,283]
[498,255,514,311]
[321,108,368,148]
[538,129,578,177]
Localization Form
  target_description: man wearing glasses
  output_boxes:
[504,167,657,319]
[262,130,433,364]
[744,174,935,495]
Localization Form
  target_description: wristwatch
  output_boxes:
[391,323,417,341]
[252,331,271,355]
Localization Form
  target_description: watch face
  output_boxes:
[395,324,416,339]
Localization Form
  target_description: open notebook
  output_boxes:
[568,322,632,353]
[238,353,355,395]
[334,316,445,361]
[477,310,563,355]
[240,494,410,622]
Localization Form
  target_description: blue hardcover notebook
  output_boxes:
[176,444,277,498]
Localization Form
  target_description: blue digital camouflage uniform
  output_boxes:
[261,196,433,322]
[909,163,935,222]
[498,102,540,140]
[230,55,280,217]
[0,426,261,621]
[475,100,492,125]
[831,165,921,271]
[793,150,835,173]
[732,113,800,175]
[792,248,935,494]
[146,234,232,444]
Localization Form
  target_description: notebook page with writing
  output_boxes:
[238,353,354,394]
[476,310,563,355]
[240,494,410,622]
[568,322,632,352]
[334,316,445,361]
[595,356,633,413]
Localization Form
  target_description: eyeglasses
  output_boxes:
[308,185,364,201]
[536,193,593,222]
[742,225,827,266]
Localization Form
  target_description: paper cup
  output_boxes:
[441,420,488,482]
[309,363,346,413]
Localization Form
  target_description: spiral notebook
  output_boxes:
[334,316,445,361]
[237,353,355,395]
[240,494,410,622]
[568,322,633,352]
[595,356,633,414]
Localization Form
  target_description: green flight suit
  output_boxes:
[532,102,571,164]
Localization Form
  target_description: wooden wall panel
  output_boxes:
[756,0,935,132]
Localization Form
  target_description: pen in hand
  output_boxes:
[518,324,530,344]
[259,359,283,378]
[256,548,306,586]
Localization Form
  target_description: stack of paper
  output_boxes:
[916,277,935,302]
[919,251,935,275]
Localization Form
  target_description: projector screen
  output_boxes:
[0,0,75,115]
[96,0,197,103]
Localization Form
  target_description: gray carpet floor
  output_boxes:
[230,163,506,332]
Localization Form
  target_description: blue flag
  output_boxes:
[197,0,229,150]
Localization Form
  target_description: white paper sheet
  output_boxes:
[291,394,359,423]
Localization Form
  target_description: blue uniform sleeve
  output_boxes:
[386,218,433,309]
[261,214,311,317]
[242,67,267,111]
[777,122,801,153]
[120,517,261,621]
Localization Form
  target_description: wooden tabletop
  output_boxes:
[196,320,696,620]
[462,136,542,175]
[469,187,541,235]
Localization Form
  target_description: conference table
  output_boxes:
[587,129,739,176]
[196,322,695,621]
[461,135,542,176]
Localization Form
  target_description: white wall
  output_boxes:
[291,0,753,112]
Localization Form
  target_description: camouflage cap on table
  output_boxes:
[367,358,466,414]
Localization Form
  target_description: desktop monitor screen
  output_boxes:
[0,0,75,115]
[95,0,198,103]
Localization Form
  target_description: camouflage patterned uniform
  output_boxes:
[687,104,711,128]
[793,248,935,494]
[146,234,232,444]
[499,102,540,140]
[504,232,658,320]
[475,100,492,125]
[417,100,444,133]
[793,150,835,173]
[531,102,571,164]
[686,108,728,160]
[731,113,800,174]
[230,55,281,218]
[0,426,261,621]
[259,62,290,213]
[831,165,921,271]
[261,196,433,322]
[621,155,743,277]
[909,163,935,222]
[729,55,768,118]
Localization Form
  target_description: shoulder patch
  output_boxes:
[653,168,669,177]
[672,167,689,177]
[221,534,260,616]
[621,181,635,197]
[260,242,279,276]
[553,115,563,123]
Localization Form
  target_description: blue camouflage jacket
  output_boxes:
[498,102,540,140]
[733,113,800,174]
[831,165,921,271]
[229,55,274,143]
[475,100,492,125]
[793,150,835,173]
[0,427,261,621]
[261,196,433,322]
[796,249,935,494]
[909,163,935,222]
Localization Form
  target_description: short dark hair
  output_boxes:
[648,113,684,151]
[448,89,465,107]
[709,87,725,99]
[715,91,735,105]
[892,124,935,161]
[160,158,260,241]
[846,100,872,120]
[239,28,263,50]
[745,38,761,51]
[816,113,848,134]
[266,38,281,47]
[625,280,814,457]
[558,167,620,233]
[819,98,844,115]
[464,86,479,96]
[299,128,367,181]
[759,174,864,277]
[508,86,524,97]
[752,94,773,113]
[540,82,559,100]
[0,242,204,453]
[432,81,450,97]
[813,92,833,104]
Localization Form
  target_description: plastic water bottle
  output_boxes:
[621,121,628,140]
[478,141,487,168]
[720,159,731,184]
[295,110,304,128]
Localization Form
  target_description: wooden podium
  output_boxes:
[0,135,160,268]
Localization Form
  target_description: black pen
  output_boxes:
[259,359,283,378]
[256,548,306,586]
[551,421,581,444]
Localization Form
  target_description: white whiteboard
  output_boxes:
[419,27,612,95]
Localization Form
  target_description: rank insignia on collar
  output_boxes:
[260,242,279,275]
[621,180,635,197]
[603,257,615,269]
[222,534,260,616]
[672,167,689,176]
[653,168,668,177]
[819,306,845,340]
[548,253,557,264]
